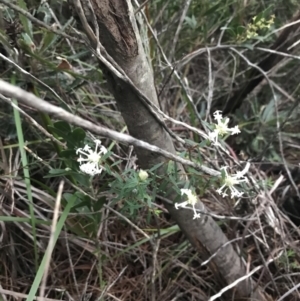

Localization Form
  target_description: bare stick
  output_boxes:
[0,79,220,177]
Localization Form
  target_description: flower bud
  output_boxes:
[138,169,148,181]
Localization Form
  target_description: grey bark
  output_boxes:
[70,1,272,300]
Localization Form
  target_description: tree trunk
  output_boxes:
[70,1,271,300]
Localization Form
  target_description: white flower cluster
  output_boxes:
[175,189,200,219]
[217,163,250,198]
[175,111,250,217]
[76,139,107,176]
[208,110,240,146]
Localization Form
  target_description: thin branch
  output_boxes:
[168,0,192,61]
[0,288,59,301]
[0,79,220,177]
[209,251,283,301]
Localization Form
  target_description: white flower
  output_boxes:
[76,139,108,176]
[208,110,241,146]
[175,188,200,219]
[138,169,149,181]
[217,162,250,198]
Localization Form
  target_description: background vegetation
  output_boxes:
[0,0,300,300]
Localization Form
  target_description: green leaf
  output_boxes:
[53,121,72,133]
[59,149,76,158]
[203,1,222,17]
[64,193,76,202]
[261,98,275,123]
[198,139,209,148]
[243,43,254,50]
[72,173,91,187]
[94,196,106,211]
[39,29,56,54]
[184,15,197,29]
[17,0,33,38]
[48,121,73,144]
[71,128,86,145]
[45,169,74,178]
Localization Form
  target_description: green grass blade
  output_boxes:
[25,194,76,301]
[11,76,38,268]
